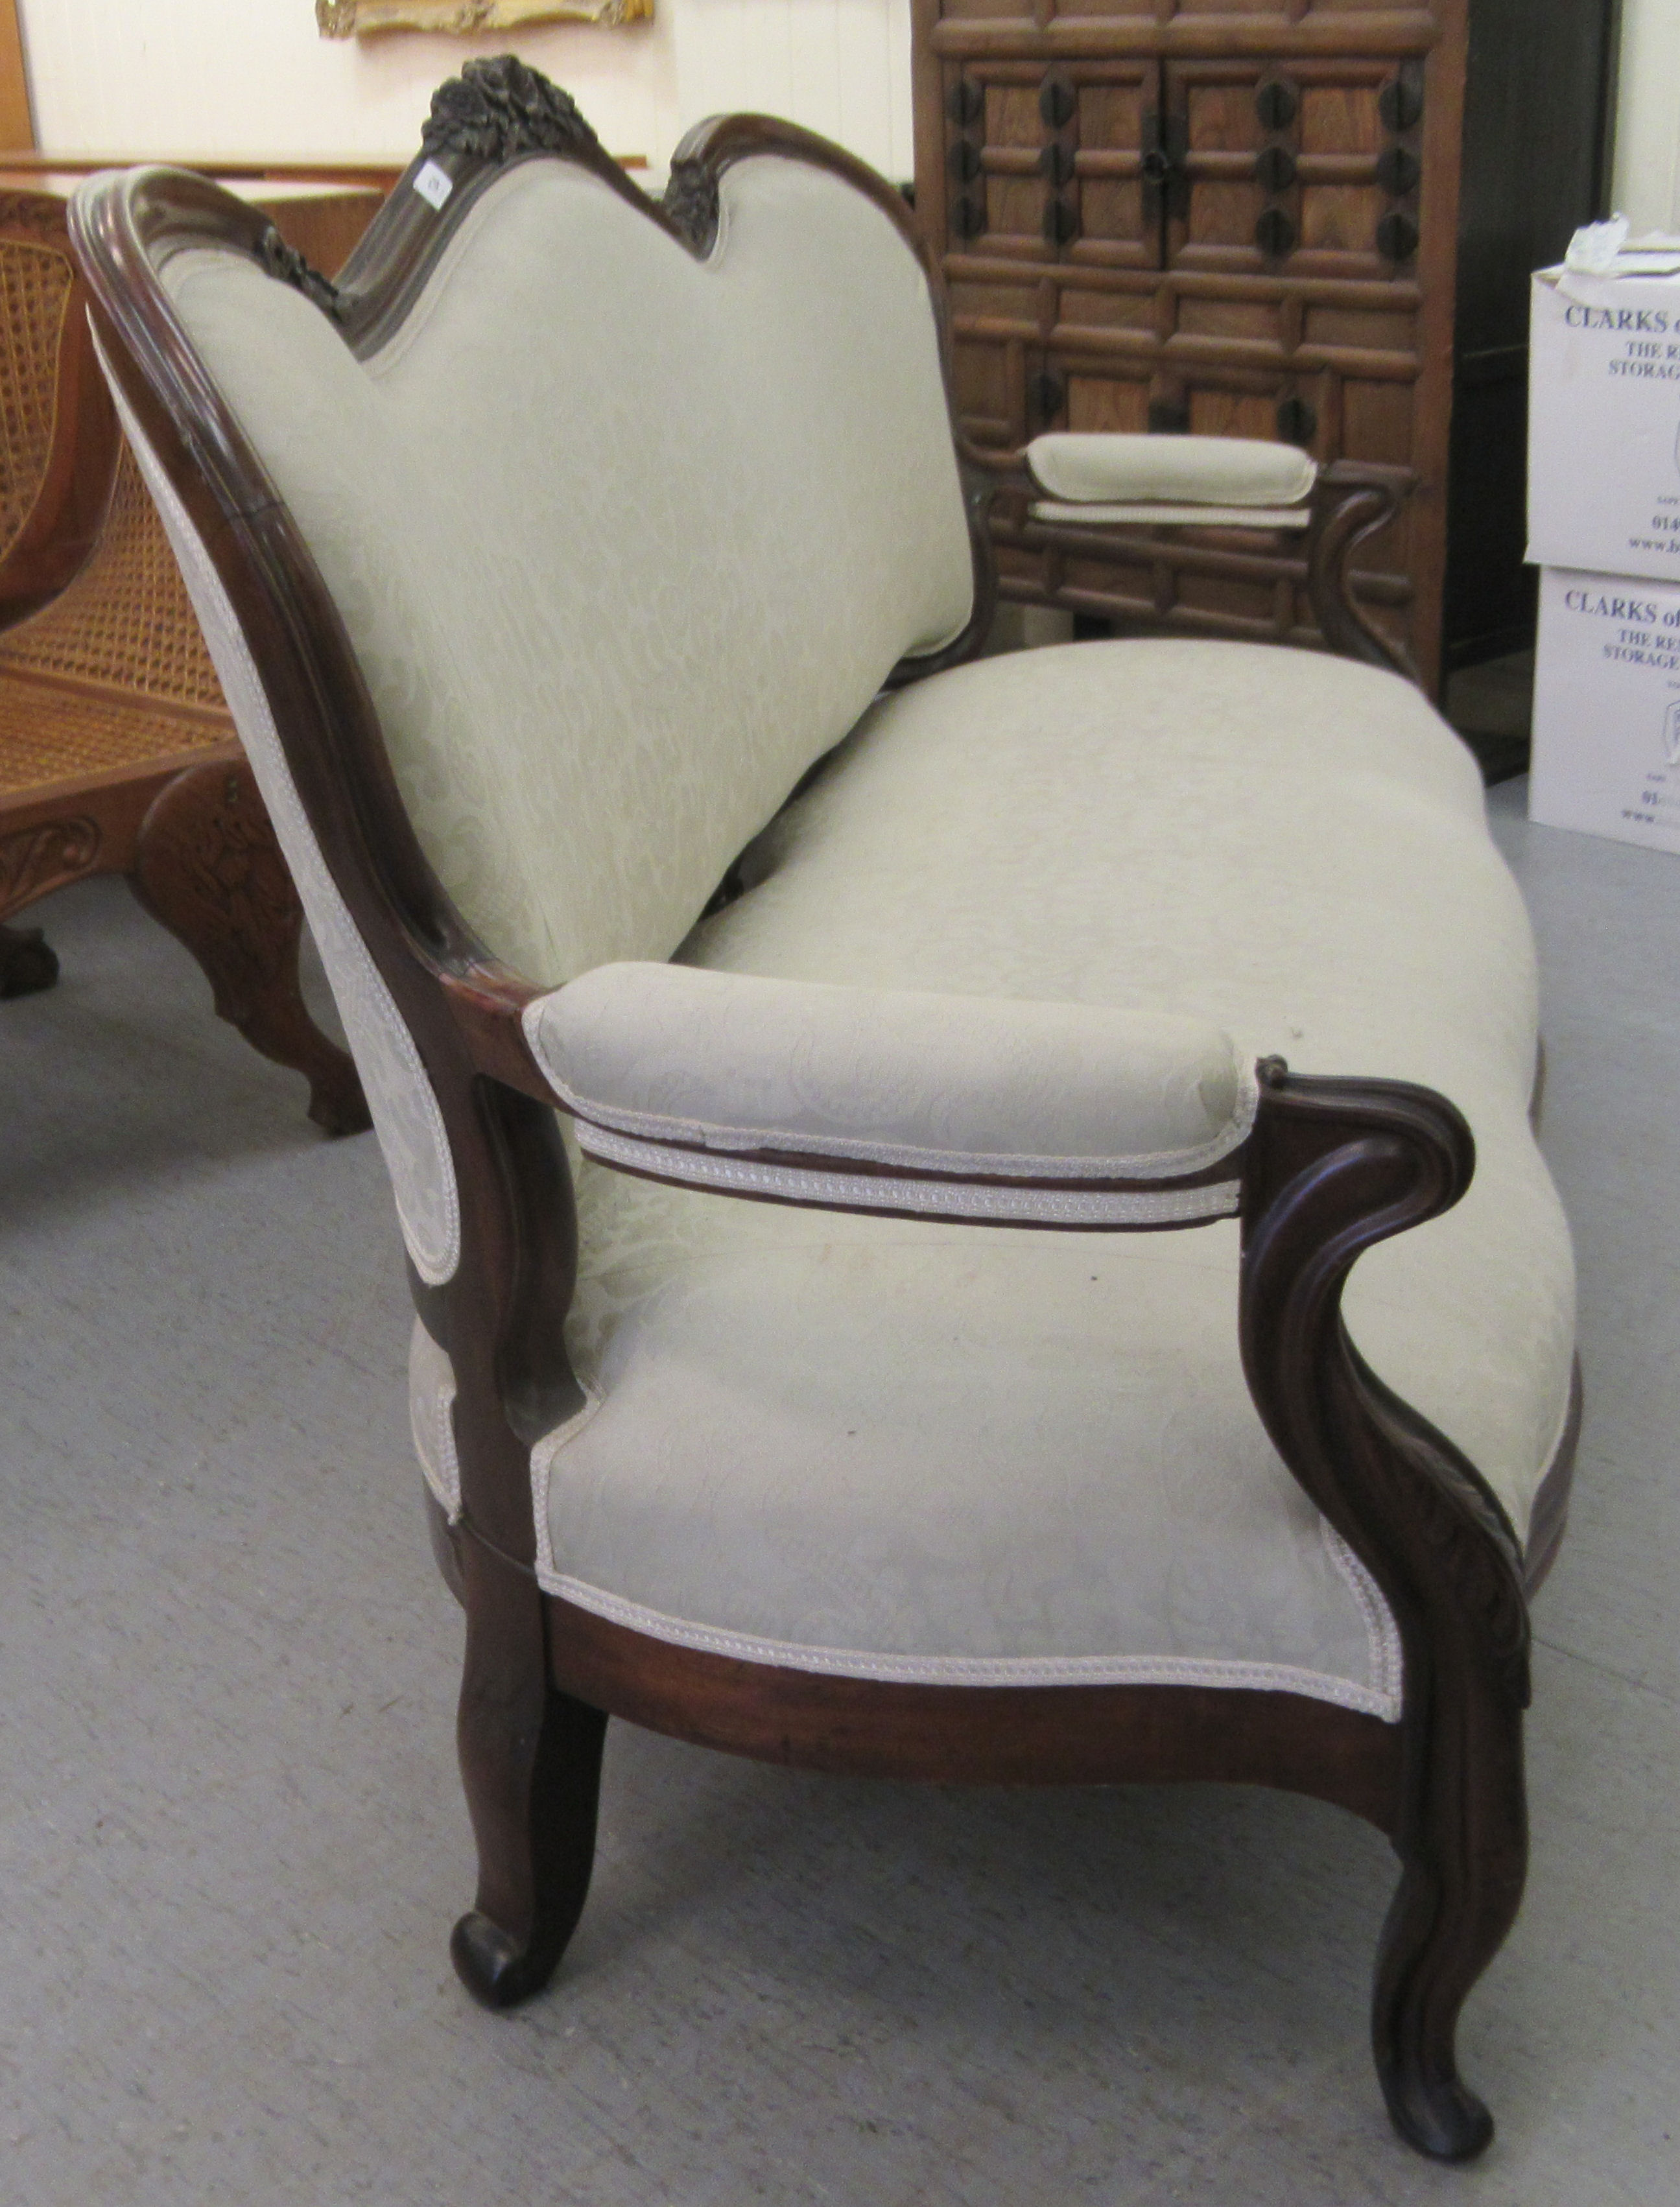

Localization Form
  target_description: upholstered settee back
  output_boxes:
[160,156,975,985]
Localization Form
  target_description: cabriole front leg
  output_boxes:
[1239,1058,1532,2160]
[1375,1644,1527,2159]
[451,1528,608,2011]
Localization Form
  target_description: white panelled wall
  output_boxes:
[1615,0,1680,233]
[13,0,1673,252]
[670,0,913,180]
[15,0,913,180]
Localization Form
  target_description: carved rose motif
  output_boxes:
[257,226,340,316]
[420,56,600,164]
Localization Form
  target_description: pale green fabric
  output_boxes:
[526,961,1252,1178]
[112,371,463,1286]
[517,639,1572,1706]
[154,148,1568,1711]
[162,156,973,989]
[1028,431,1318,507]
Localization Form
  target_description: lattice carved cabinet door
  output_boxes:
[914,0,1461,687]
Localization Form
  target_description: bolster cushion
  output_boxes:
[523,962,1255,1183]
[1026,432,1318,509]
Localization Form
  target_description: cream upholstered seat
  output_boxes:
[404,635,1570,1715]
[74,61,1579,2160]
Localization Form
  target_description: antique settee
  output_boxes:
[72,59,1578,2164]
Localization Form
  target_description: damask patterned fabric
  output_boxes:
[504,639,1572,1714]
[107,368,463,1287]
[525,962,1254,1177]
[1026,431,1318,507]
[149,148,1570,1719]
[161,156,974,992]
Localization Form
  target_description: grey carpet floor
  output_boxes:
[0,779,1675,2206]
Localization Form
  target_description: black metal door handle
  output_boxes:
[1255,78,1299,132]
[1030,368,1067,423]
[1257,145,1297,195]
[1377,209,1419,263]
[1141,110,1189,221]
[1044,198,1079,247]
[1040,75,1076,130]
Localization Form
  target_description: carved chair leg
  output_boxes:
[1239,1061,1532,2162]
[451,1532,608,2011]
[1375,1668,1528,2160]
[0,920,58,998]
[129,758,371,1137]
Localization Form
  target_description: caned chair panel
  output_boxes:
[0,442,233,796]
[0,197,365,1131]
[0,238,74,571]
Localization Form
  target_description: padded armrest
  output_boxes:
[1026,432,1318,512]
[523,963,1257,1228]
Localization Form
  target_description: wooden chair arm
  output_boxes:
[1303,461,1419,682]
[955,438,1419,683]
[437,957,552,1102]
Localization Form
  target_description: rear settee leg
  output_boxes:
[129,758,371,1137]
[451,1533,608,2009]
[1374,1670,1528,2161]
[0,920,58,997]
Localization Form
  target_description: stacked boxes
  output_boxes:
[1528,251,1680,852]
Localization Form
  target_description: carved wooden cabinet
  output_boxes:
[912,0,1614,692]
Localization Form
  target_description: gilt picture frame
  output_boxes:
[317,0,652,34]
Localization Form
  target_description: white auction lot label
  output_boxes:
[1532,567,1680,853]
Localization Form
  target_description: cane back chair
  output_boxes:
[0,178,372,1133]
[72,58,1579,2162]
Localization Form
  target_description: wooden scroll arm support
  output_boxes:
[954,441,1418,684]
[1303,461,1417,681]
[1238,1057,1531,2163]
[433,953,548,1102]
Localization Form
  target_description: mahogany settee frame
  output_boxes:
[71,59,1579,2164]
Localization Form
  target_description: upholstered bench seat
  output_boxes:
[408,635,1573,1716]
[80,75,1579,2149]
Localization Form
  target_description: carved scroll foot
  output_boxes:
[0,921,58,998]
[129,759,371,1137]
[1373,1674,1528,2161]
[1375,1875,1496,2160]
[452,1535,607,2011]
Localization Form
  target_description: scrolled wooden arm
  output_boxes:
[1238,1056,1526,1700]
[1303,460,1418,681]
[1238,1055,1530,2161]
[434,952,554,1099]
[954,439,1419,683]
[955,436,1036,498]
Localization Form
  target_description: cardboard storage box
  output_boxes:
[1531,565,1680,852]
[1529,261,1680,584]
